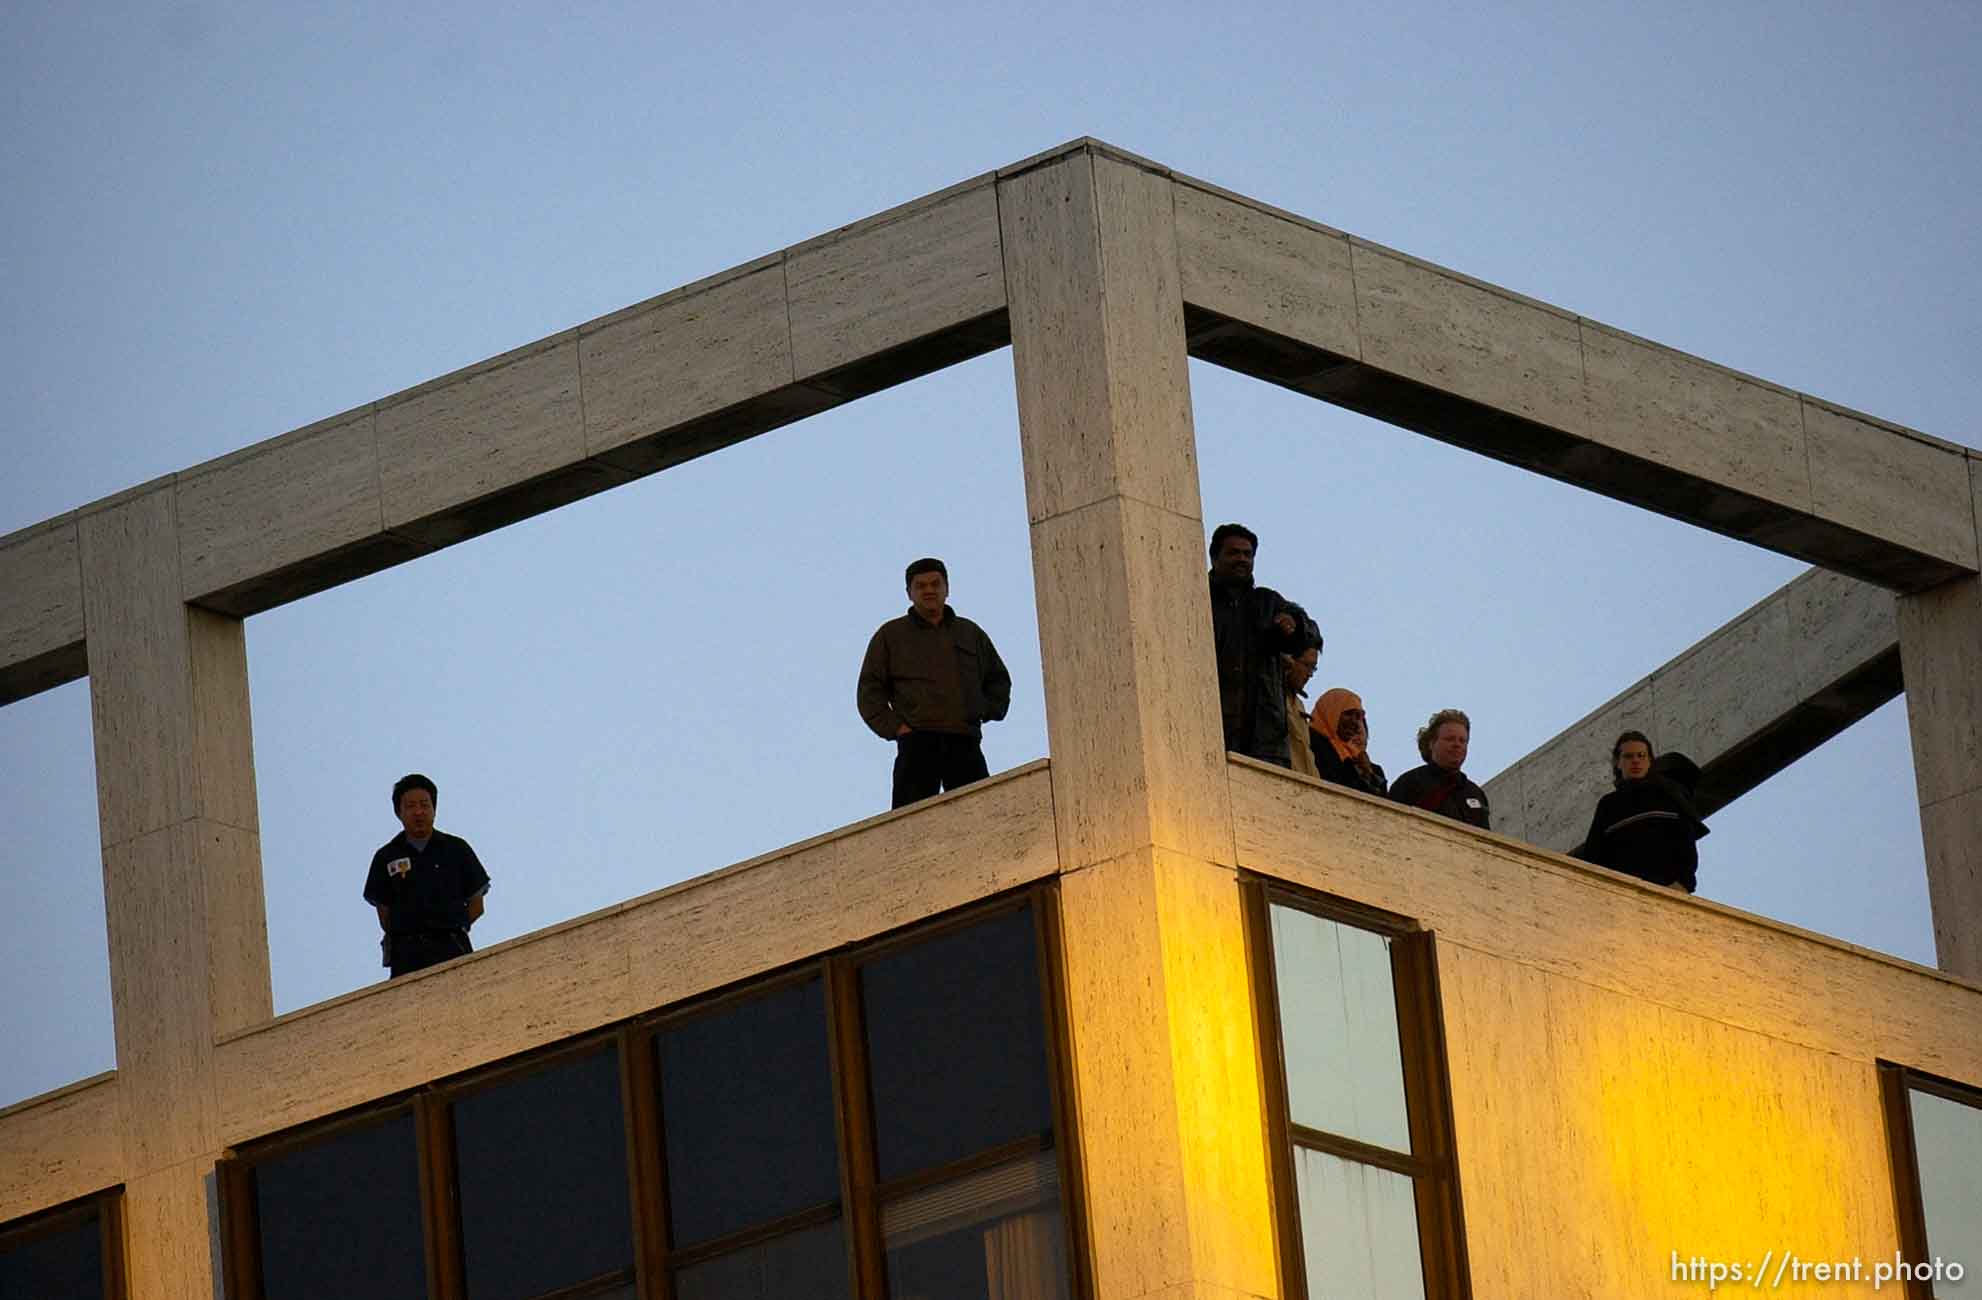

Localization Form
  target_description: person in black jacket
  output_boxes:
[1308,687,1388,797]
[1388,708,1490,828]
[363,773,491,979]
[1206,523,1320,767]
[1572,731,1708,893]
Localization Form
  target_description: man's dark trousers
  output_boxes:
[387,929,472,979]
[892,730,990,808]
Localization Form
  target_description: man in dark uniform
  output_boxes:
[857,557,1013,809]
[364,773,491,978]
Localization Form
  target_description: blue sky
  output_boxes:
[2,1,1976,1106]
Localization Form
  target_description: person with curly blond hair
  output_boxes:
[1387,708,1489,828]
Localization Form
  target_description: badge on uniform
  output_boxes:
[1465,798,1483,809]
[386,857,412,878]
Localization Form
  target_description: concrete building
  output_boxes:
[2,138,1978,1298]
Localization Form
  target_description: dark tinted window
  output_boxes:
[659,976,839,1245]
[0,1210,102,1300]
[673,1221,849,1300]
[255,1110,424,1300]
[861,906,1052,1181]
[455,1044,633,1300]
[883,1150,1067,1299]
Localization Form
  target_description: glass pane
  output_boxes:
[0,1210,102,1299]
[884,1150,1068,1300]
[1270,904,1411,1153]
[862,907,1053,1181]
[1294,1146,1425,1300]
[1910,1087,1982,1292]
[660,976,839,1245]
[455,1045,633,1300]
[673,1220,849,1300]
[255,1111,425,1300]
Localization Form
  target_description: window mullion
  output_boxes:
[1286,1125,1426,1179]
[415,1090,465,1300]
[619,1025,671,1300]
[825,955,886,1298]
[1394,928,1471,1299]
[1033,883,1093,1299]
[1240,878,1309,1299]
[99,1189,130,1300]
[215,1158,262,1300]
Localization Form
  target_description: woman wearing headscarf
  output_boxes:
[1572,730,1709,893]
[1308,688,1388,797]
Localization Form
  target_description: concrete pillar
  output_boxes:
[1002,146,1278,1299]
[1898,572,1982,980]
[78,486,272,1298]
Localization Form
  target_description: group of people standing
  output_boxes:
[1204,522,1492,829]
[1209,521,1706,893]
[363,529,1709,981]
[850,526,1706,893]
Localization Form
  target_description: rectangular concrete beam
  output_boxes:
[8,138,1974,706]
[1003,148,1228,867]
[77,486,273,1188]
[1482,567,1900,851]
[1001,148,1275,1300]
[1899,569,1982,980]
[1173,177,1979,592]
[0,1072,121,1223]
[0,515,86,704]
[0,176,1015,700]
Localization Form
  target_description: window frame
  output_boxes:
[218,881,1087,1300]
[833,892,1087,1296]
[1877,1060,1982,1300]
[1241,878,1472,1300]
[0,1185,127,1300]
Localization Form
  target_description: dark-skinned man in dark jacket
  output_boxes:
[1207,523,1320,767]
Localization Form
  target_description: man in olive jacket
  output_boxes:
[857,557,1013,809]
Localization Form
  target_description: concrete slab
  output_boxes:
[0,515,85,704]
[175,407,385,615]
[1805,399,1978,572]
[580,258,797,467]
[787,179,1006,388]
[377,333,590,545]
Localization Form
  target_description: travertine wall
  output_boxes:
[1232,756,1981,1298]
[1004,147,1277,1300]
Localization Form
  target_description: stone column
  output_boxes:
[1002,144,1278,1300]
[1898,567,1982,981]
[78,485,272,1297]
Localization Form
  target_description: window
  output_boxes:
[1879,1064,1982,1299]
[221,887,1083,1300]
[1244,882,1470,1300]
[855,903,1072,1299]
[0,1189,124,1300]
[227,1106,427,1300]
[450,1043,633,1299]
[654,974,846,1296]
